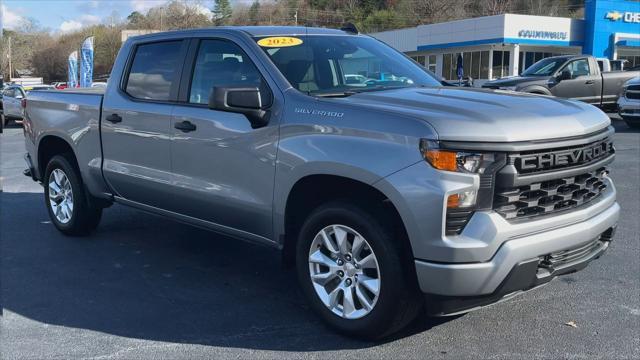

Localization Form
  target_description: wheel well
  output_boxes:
[282,175,411,266]
[37,136,77,180]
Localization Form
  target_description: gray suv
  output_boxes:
[23,27,619,339]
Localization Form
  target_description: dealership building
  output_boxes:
[370,0,639,84]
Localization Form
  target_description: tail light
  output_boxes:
[21,98,27,108]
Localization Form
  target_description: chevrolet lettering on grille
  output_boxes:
[517,139,613,172]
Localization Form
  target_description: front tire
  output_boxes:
[295,201,422,339]
[44,154,102,235]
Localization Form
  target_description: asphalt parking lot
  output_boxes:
[1,118,638,359]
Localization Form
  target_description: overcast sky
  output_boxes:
[1,0,240,34]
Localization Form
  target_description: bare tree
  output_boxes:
[480,0,514,16]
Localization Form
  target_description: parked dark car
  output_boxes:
[483,55,640,109]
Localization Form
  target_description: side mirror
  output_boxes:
[556,69,572,81]
[209,86,270,128]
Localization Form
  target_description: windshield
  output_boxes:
[255,35,441,96]
[522,57,567,76]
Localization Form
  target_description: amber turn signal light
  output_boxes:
[425,150,457,172]
[447,194,460,208]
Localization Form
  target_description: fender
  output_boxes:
[520,85,552,96]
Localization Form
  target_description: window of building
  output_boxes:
[618,55,640,68]
[442,51,489,80]
[427,55,437,73]
[492,50,509,79]
[443,53,452,79]
[410,55,436,73]
[411,55,425,66]
[125,41,183,101]
[189,39,264,104]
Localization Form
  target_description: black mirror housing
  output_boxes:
[209,86,270,128]
[556,70,572,81]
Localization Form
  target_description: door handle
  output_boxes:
[585,80,595,85]
[106,113,122,123]
[174,120,197,132]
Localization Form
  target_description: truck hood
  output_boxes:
[340,87,610,142]
[482,76,550,88]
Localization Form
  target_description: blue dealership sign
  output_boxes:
[68,51,78,88]
[80,37,94,88]
[584,0,640,59]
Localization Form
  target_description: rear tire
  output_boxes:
[44,154,102,236]
[295,201,422,340]
[1,113,9,128]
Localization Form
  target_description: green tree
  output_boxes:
[212,0,233,25]
[360,9,406,32]
[248,0,261,24]
[126,11,145,26]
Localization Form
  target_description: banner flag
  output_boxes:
[80,36,94,88]
[68,51,78,88]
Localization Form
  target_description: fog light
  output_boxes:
[447,190,477,208]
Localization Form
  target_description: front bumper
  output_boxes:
[618,97,640,120]
[414,181,619,297]
[423,226,615,315]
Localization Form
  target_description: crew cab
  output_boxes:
[23,27,620,339]
[483,55,639,109]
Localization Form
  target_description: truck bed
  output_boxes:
[24,89,105,196]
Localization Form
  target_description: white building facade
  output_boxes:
[371,14,585,85]
[370,0,640,85]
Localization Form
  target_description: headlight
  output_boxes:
[419,139,494,174]
[499,86,518,91]
[420,139,505,216]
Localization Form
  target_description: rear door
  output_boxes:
[167,37,280,239]
[101,39,189,209]
[551,58,602,104]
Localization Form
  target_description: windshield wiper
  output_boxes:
[313,92,356,98]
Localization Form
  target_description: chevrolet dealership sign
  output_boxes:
[518,30,568,40]
[605,11,640,23]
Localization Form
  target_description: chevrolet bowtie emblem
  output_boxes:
[605,11,623,21]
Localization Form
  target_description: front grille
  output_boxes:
[626,85,640,100]
[494,167,609,220]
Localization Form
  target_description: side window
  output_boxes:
[125,41,183,101]
[189,39,264,104]
[564,59,590,79]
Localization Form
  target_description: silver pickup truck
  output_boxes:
[23,26,619,339]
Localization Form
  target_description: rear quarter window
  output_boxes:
[125,41,183,101]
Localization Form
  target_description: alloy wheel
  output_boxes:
[308,224,381,319]
[48,168,74,224]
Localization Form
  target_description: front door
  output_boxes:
[169,38,279,239]
[4,88,22,118]
[101,40,188,209]
[551,58,602,104]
